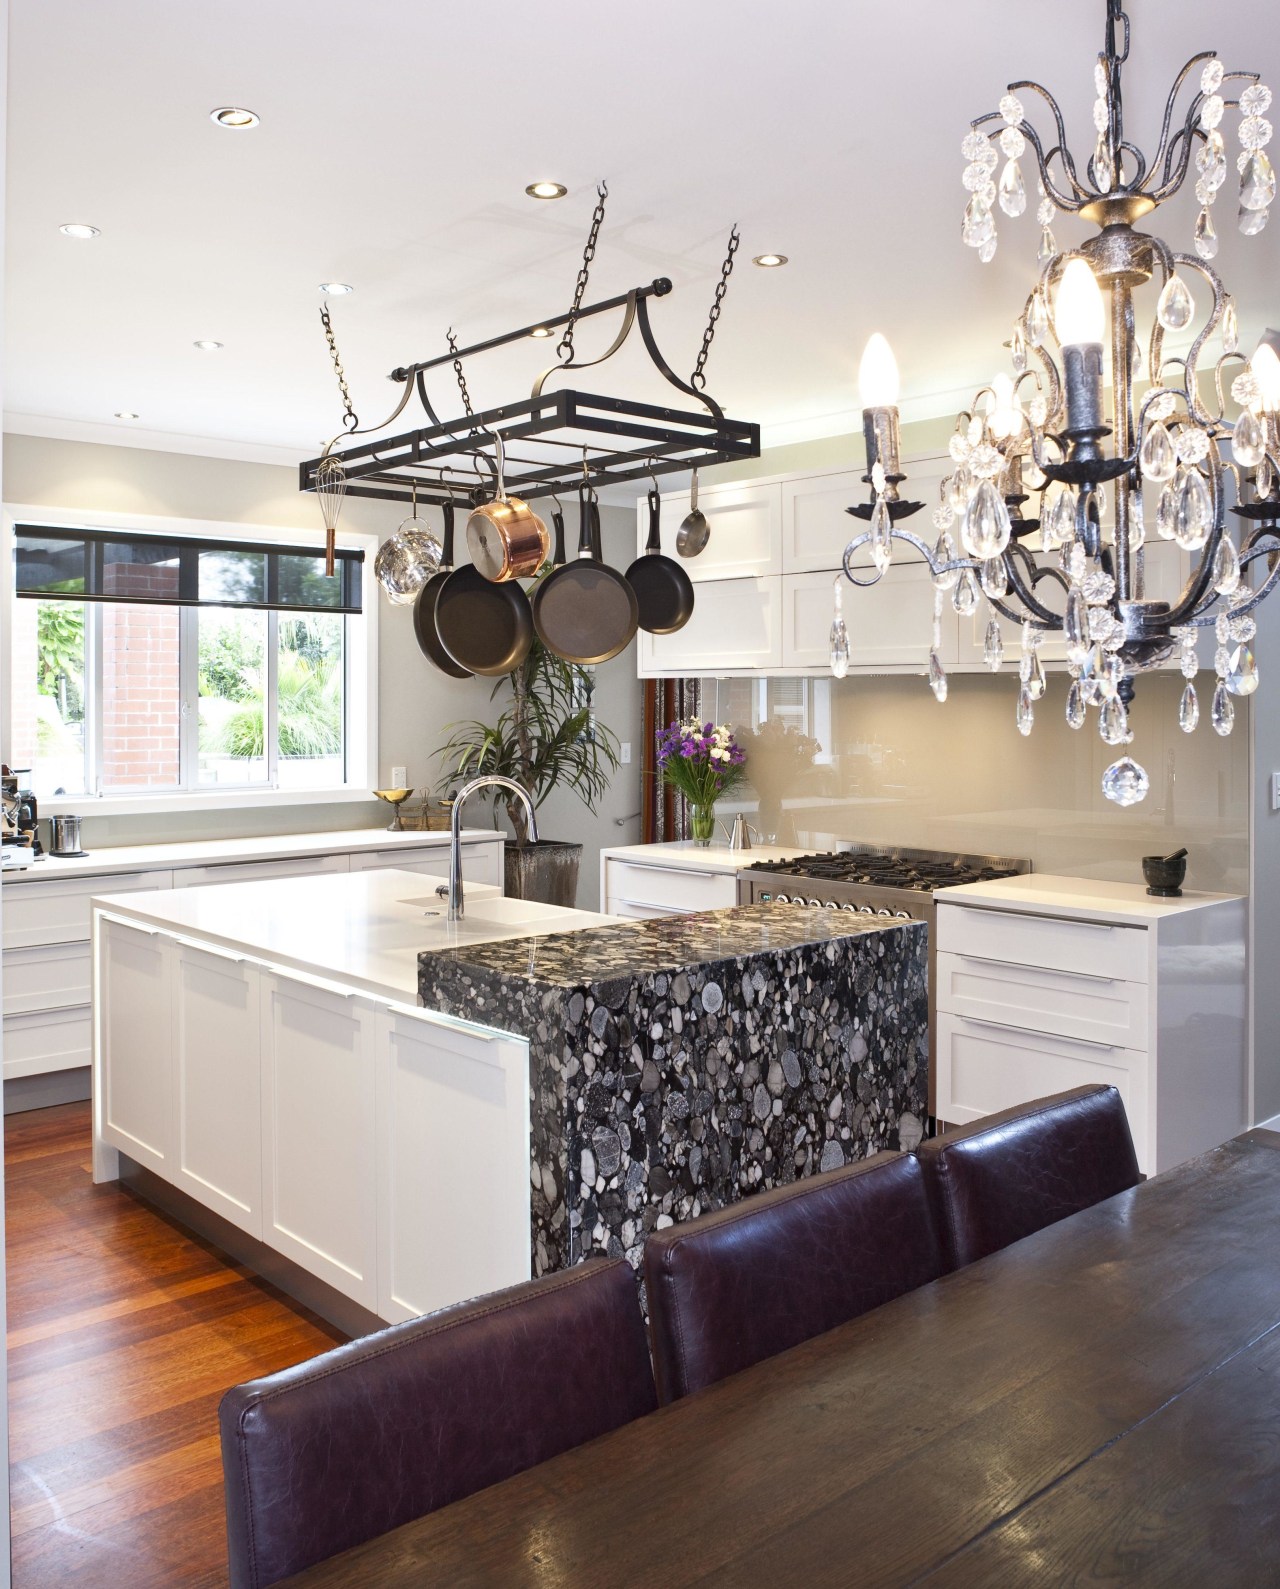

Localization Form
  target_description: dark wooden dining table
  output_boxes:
[281,1129,1280,1587]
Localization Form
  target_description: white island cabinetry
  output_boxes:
[599,841,810,918]
[93,868,599,1328]
[934,874,1248,1176]
[2,827,502,1091]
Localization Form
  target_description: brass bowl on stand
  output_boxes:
[373,787,414,832]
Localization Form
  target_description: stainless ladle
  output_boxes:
[677,467,710,558]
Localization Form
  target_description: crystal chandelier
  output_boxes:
[837,0,1279,805]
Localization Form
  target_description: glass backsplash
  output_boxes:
[696,671,1249,895]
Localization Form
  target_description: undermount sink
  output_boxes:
[403,890,610,941]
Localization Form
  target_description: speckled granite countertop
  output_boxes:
[419,903,929,1284]
[419,903,891,986]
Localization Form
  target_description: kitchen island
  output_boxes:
[418,904,928,1277]
[92,872,928,1332]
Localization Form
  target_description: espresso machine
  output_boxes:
[2,767,42,858]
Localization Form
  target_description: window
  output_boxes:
[6,515,374,808]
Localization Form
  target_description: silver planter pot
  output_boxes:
[503,839,582,908]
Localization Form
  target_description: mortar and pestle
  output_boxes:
[1142,847,1188,897]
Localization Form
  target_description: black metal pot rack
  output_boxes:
[301,272,760,509]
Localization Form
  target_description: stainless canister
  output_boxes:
[49,814,84,856]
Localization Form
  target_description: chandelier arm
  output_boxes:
[1001,547,1067,627]
[1004,82,1094,204]
[1213,353,1250,421]
[1170,252,1226,429]
[1197,548,1280,621]
[1146,52,1216,193]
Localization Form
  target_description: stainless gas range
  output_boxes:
[737,844,1032,1120]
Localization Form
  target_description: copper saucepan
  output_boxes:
[465,430,550,581]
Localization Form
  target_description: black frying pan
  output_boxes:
[534,487,639,664]
[434,507,534,677]
[413,503,472,679]
[530,503,567,640]
[626,490,695,635]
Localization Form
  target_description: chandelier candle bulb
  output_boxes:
[1252,343,1280,412]
[1055,259,1107,436]
[858,333,903,491]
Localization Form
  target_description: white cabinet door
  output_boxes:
[2,942,91,1014]
[173,942,262,1238]
[171,854,350,889]
[602,859,738,915]
[261,971,377,1309]
[4,869,172,949]
[375,1007,530,1324]
[349,840,504,889]
[782,471,866,573]
[3,1007,91,1080]
[638,576,782,677]
[831,559,956,671]
[643,483,782,581]
[98,919,172,1173]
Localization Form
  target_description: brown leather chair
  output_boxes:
[917,1084,1141,1270]
[644,1151,948,1403]
[219,1259,656,1589]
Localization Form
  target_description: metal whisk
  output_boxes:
[315,452,347,577]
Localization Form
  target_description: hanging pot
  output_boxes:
[413,503,472,679]
[465,430,550,581]
[434,489,535,677]
[533,486,639,664]
[626,488,695,634]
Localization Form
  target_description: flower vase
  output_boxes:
[690,803,717,847]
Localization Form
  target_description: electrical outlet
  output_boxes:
[1272,771,1280,811]
[391,765,407,788]
[620,742,632,765]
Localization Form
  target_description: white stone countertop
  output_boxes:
[599,840,815,873]
[90,868,613,1003]
[2,826,498,883]
[935,872,1245,925]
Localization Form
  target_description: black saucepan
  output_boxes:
[434,509,534,677]
[626,489,695,634]
[533,487,639,664]
[413,503,472,679]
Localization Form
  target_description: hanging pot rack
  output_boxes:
[301,231,760,510]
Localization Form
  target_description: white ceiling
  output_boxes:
[7,0,1280,468]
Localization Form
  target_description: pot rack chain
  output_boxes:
[557,182,609,362]
[446,328,474,417]
[691,225,741,391]
[319,303,359,432]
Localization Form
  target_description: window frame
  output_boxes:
[2,503,378,816]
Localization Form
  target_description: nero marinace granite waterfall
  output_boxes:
[417,904,927,1277]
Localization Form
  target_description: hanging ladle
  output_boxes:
[676,466,710,558]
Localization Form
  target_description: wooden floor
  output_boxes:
[5,1102,345,1587]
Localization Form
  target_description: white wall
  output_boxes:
[2,433,643,909]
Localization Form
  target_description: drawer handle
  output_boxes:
[954,954,1117,985]
[620,864,726,880]
[613,898,698,914]
[959,1013,1121,1052]
[946,904,1122,933]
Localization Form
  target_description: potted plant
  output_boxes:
[434,639,621,906]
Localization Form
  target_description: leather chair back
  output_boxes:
[645,1151,947,1403]
[918,1085,1141,1269]
[219,1258,656,1589]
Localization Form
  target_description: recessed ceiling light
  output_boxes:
[318,282,354,296]
[114,411,140,420]
[525,181,568,200]
[529,325,553,338]
[59,223,100,239]
[753,253,789,268]
[193,340,224,351]
[211,106,260,129]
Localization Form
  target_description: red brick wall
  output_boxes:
[99,565,181,789]
[9,599,42,772]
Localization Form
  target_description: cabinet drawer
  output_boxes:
[171,854,349,889]
[348,844,502,888]
[4,869,172,949]
[608,897,705,920]
[3,1005,92,1079]
[936,951,1147,1049]
[603,860,737,915]
[3,942,92,1015]
[937,903,1148,984]
[937,1013,1145,1168]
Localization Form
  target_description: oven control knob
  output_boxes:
[775,893,790,904]
[824,900,839,910]
[807,898,822,908]
[840,903,858,912]
[876,907,893,917]
[893,909,912,920]
[858,905,875,915]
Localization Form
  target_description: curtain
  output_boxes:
[641,677,703,843]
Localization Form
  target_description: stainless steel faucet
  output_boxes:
[446,775,538,922]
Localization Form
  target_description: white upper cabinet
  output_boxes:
[638,576,782,677]
[781,471,865,573]
[638,481,782,582]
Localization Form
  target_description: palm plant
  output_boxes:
[207,653,342,760]
[435,640,620,845]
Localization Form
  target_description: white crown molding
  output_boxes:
[3,411,308,469]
